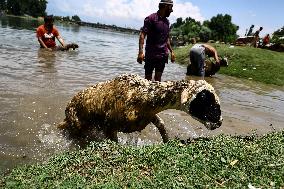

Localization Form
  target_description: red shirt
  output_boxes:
[36,25,59,48]
[263,36,270,45]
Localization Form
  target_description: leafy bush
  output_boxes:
[271,26,284,44]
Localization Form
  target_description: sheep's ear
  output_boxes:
[181,89,189,104]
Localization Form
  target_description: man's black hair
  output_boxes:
[44,15,54,23]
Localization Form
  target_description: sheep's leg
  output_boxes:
[151,114,169,143]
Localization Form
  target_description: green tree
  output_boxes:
[170,14,238,43]
[0,0,7,10]
[204,14,239,43]
[271,26,284,43]
[171,17,183,29]
[171,16,205,42]
[7,0,22,15]
[72,15,81,22]
[28,0,47,17]
[199,26,212,42]
[6,0,47,16]
[63,16,70,21]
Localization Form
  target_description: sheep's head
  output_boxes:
[180,80,222,130]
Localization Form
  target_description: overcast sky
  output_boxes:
[46,0,284,37]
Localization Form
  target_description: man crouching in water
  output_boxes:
[36,15,78,51]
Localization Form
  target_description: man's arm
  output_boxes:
[56,35,65,47]
[37,37,52,50]
[167,38,175,63]
[213,48,219,63]
[204,44,219,63]
[137,31,146,64]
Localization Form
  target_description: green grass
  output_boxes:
[1,131,284,188]
[175,44,284,86]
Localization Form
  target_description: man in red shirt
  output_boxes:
[262,34,270,46]
[36,15,66,50]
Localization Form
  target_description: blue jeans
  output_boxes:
[188,48,205,77]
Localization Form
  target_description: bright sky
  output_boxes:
[46,0,284,37]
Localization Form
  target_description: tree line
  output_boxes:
[171,14,284,45]
[54,15,81,22]
[271,26,284,44]
[170,14,239,44]
[0,0,81,22]
[0,0,47,17]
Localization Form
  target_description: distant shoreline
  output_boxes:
[76,21,140,35]
[0,14,140,35]
[1,14,41,21]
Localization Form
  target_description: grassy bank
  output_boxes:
[1,131,284,188]
[175,44,284,86]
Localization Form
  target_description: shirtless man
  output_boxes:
[186,44,220,77]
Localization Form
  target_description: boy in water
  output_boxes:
[36,15,66,50]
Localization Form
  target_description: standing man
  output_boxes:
[36,15,66,50]
[246,25,254,36]
[137,0,175,82]
[251,26,263,48]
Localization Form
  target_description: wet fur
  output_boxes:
[55,43,79,51]
[59,74,222,142]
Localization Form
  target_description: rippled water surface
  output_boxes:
[1,16,284,172]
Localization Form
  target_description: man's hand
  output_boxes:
[57,36,66,48]
[170,51,176,63]
[137,52,144,64]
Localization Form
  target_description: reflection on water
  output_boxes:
[0,16,284,173]
[37,49,57,72]
[0,15,41,30]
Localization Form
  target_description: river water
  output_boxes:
[0,16,284,173]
